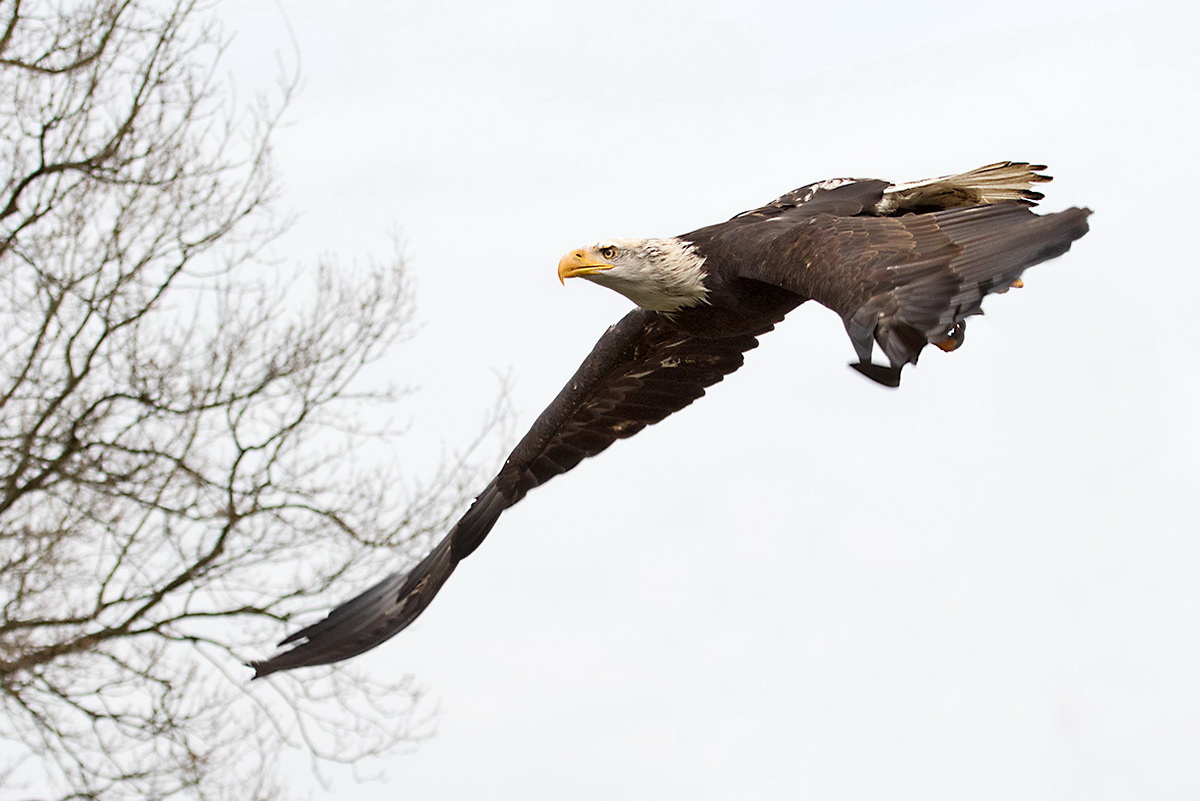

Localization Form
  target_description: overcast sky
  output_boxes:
[223,2,1198,799]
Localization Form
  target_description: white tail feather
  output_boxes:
[876,161,1051,213]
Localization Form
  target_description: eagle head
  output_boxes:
[557,237,709,313]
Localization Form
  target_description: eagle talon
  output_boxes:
[934,321,966,352]
[935,338,961,352]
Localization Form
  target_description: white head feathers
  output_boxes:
[572,237,709,313]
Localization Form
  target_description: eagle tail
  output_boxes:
[248,482,508,677]
[847,203,1091,386]
[879,161,1053,213]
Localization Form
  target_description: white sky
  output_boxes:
[222,2,1199,799]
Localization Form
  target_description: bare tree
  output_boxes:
[0,2,482,798]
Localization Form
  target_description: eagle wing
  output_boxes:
[723,166,1090,386]
[249,310,775,676]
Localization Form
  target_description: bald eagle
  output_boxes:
[250,162,1090,677]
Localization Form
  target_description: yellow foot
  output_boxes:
[935,337,961,352]
[934,321,966,352]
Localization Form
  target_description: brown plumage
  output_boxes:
[250,162,1090,677]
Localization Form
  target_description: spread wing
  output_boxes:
[743,202,1091,386]
[249,310,777,677]
[715,163,1091,386]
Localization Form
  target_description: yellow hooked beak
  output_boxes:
[557,248,614,284]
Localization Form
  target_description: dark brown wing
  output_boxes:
[731,178,891,221]
[737,200,1091,386]
[249,310,775,676]
[700,163,1088,386]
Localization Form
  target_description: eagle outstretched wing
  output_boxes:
[703,163,1091,386]
[742,200,1091,386]
[249,310,777,676]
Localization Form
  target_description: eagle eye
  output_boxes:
[599,245,617,260]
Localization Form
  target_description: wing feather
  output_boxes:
[249,310,771,676]
[738,201,1090,385]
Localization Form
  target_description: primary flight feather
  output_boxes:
[250,161,1090,677]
